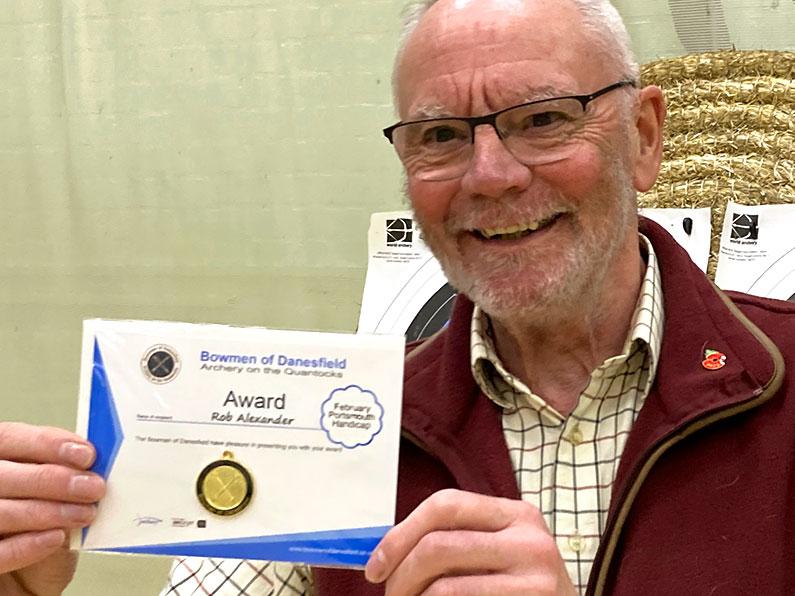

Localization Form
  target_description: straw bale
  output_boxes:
[660,79,795,108]
[638,50,795,278]
[657,155,794,186]
[665,104,794,134]
[661,131,795,160]
[641,51,795,85]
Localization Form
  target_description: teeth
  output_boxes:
[479,216,553,239]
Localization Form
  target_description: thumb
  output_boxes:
[9,532,78,596]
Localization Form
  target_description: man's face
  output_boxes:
[395,0,641,320]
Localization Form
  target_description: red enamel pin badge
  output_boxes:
[702,349,727,370]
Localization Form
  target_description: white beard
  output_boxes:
[411,155,638,323]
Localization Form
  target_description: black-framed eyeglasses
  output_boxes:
[383,80,636,181]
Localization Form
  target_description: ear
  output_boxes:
[632,85,666,192]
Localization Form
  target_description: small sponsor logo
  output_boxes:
[141,344,181,384]
[386,218,413,247]
[171,518,194,528]
[134,516,163,526]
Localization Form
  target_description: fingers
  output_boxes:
[0,499,97,534]
[365,490,572,596]
[366,489,528,583]
[0,423,99,588]
[419,574,559,596]
[0,422,95,469]
[0,423,104,503]
[0,461,105,502]
[382,529,503,595]
[383,527,557,596]
[0,529,66,575]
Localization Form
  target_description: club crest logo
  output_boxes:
[141,344,181,384]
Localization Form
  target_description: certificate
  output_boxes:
[71,319,404,567]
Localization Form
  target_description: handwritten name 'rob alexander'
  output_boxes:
[211,390,295,426]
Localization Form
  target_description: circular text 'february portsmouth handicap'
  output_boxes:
[320,385,385,449]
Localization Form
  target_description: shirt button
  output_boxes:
[568,532,584,553]
[568,425,584,445]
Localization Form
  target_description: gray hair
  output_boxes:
[393,0,639,107]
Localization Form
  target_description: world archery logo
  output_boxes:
[730,213,759,242]
[386,218,413,247]
[141,344,181,384]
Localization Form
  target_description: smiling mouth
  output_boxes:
[475,213,562,241]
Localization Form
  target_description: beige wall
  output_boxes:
[1,1,792,594]
[2,1,405,593]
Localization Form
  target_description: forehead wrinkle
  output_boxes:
[396,0,613,114]
[409,81,580,121]
[486,83,577,109]
[399,16,589,118]
[404,71,474,119]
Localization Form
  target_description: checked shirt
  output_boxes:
[470,234,664,592]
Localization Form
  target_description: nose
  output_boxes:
[459,124,532,198]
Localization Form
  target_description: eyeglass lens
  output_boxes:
[392,97,589,181]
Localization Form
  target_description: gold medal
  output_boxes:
[196,451,253,516]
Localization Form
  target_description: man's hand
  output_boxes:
[0,422,105,596]
[364,489,577,596]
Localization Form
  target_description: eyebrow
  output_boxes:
[407,85,576,121]
[409,104,451,119]
[516,84,573,102]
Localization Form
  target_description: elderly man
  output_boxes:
[3,0,795,594]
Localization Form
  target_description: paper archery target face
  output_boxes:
[405,283,457,341]
[372,256,452,337]
[747,246,795,302]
